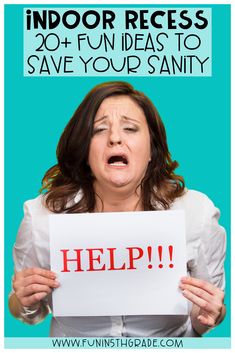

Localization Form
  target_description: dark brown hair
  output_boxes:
[41,81,185,212]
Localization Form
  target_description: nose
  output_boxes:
[108,127,122,146]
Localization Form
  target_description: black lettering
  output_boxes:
[125,10,138,29]
[160,56,171,74]
[87,36,102,50]
[27,55,39,74]
[93,57,110,72]
[77,33,87,50]
[184,34,201,50]
[26,9,31,30]
[93,56,110,72]
[156,32,168,52]
[139,10,149,29]
[33,10,47,30]
[50,56,62,73]
[179,10,192,30]
[196,56,209,73]
[62,10,80,29]
[102,10,115,29]
[172,55,183,74]
[195,10,208,29]
[148,55,159,74]
[64,57,74,73]
[175,32,184,51]
[135,34,144,50]
[110,58,126,72]
[127,55,141,74]
[145,33,155,51]
[103,33,115,51]
[151,11,165,29]
[122,33,133,51]
[79,56,93,73]
[168,10,177,29]
[40,56,51,75]
[48,10,60,29]
[83,10,100,29]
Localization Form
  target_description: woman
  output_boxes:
[9,81,226,337]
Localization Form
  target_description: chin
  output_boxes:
[109,177,131,188]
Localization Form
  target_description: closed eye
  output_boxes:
[93,127,107,134]
[124,127,139,132]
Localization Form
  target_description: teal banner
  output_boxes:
[24,7,212,76]
[5,337,231,349]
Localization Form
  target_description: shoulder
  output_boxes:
[171,188,216,212]
[23,194,51,215]
[23,190,83,215]
[171,189,221,231]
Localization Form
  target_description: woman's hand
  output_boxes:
[13,267,60,307]
[179,277,225,330]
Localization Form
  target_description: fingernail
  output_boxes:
[54,280,60,287]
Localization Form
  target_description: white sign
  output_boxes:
[49,210,188,317]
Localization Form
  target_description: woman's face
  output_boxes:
[88,95,151,193]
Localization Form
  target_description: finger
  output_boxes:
[179,283,212,303]
[182,289,216,313]
[23,284,53,296]
[180,283,223,311]
[181,277,221,296]
[197,314,216,327]
[24,274,60,288]
[15,285,52,300]
[181,285,223,315]
[22,268,57,279]
[21,292,48,307]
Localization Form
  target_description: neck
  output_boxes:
[93,183,143,212]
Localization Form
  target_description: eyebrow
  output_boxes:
[94,115,108,124]
[94,115,141,124]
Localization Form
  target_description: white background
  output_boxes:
[50,211,187,316]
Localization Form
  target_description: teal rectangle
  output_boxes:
[4,337,231,349]
[4,3,231,343]
[24,7,211,76]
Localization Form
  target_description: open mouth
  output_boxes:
[107,155,128,166]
